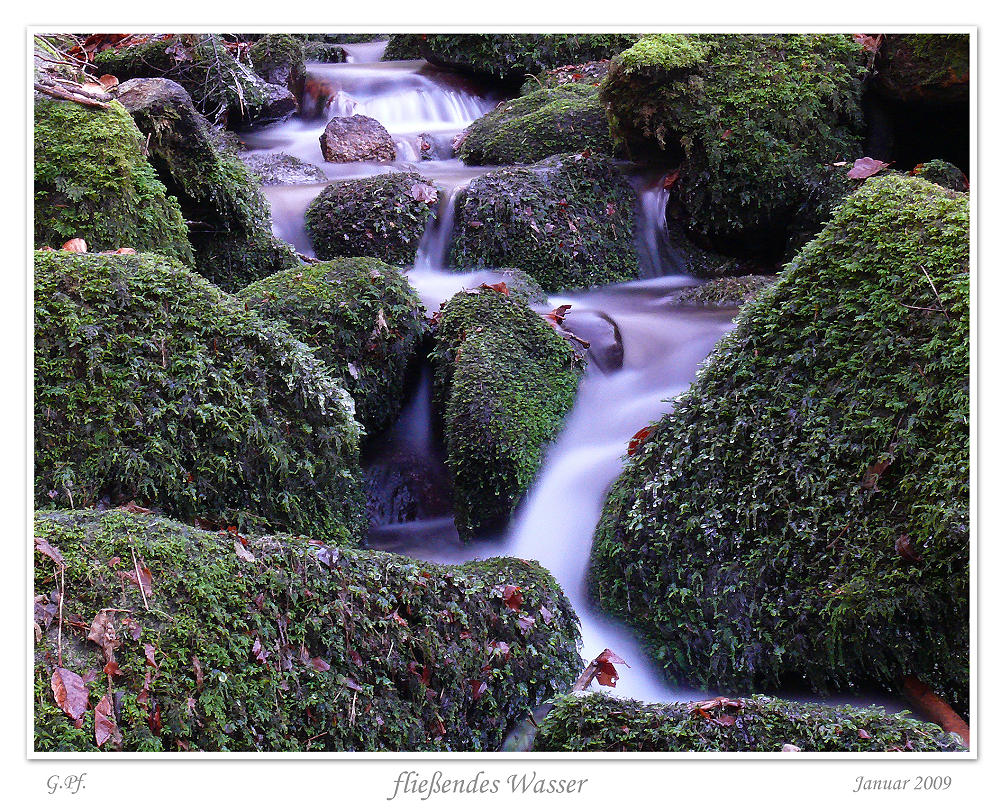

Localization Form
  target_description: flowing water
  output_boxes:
[247,45,906,712]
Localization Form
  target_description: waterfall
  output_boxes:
[634,174,686,278]
[413,185,462,271]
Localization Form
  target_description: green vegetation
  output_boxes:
[93,35,274,125]
[248,34,306,92]
[590,175,970,713]
[33,98,192,262]
[874,34,970,104]
[33,509,583,752]
[533,693,965,752]
[430,285,584,538]
[240,258,426,436]
[458,85,614,165]
[674,275,777,307]
[305,172,437,265]
[117,78,297,290]
[450,154,638,291]
[383,34,640,82]
[602,34,865,256]
[913,160,969,192]
[34,251,365,538]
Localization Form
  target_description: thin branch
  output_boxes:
[919,264,952,322]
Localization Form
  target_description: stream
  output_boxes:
[244,43,906,711]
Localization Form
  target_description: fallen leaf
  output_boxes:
[517,615,536,634]
[593,649,629,688]
[469,679,487,700]
[149,703,162,734]
[539,605,554,624]
[502,585,523,612]
[144,643,157,668]
[628,426,653,456]
[192,655,204,690]
[847,157,891,180]
[715,714,737,727]
[98,74,119,90]
[61,238,87,253]
[119,501,152,514]
[251,637,268,664]
[34,595,57,629]
[51,667,88,720]
[544,304,572,326]
[662,169,682,189]
[94,693,119,747]
[103,662,123,678]
[852,33,883,54]
[233,538,255,563]
[858,728,873,739]
[124,558,153,597]
[409,182,438,204]
[34,537,64,567]
[895,534,923,563]
[112,247,137,254]
[481,281,509,296]
[87,611,121,664]
[781,743,802,752]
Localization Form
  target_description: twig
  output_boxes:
[901,676,969,745]
[56,564,65,667]
[919,265,952,322]
[34,82,109,109]
[131,547,150,611]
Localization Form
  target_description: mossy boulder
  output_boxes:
[33,509,584,752]
[430,285,584,539]
[673,274,777,308]
[602,34,865,256]
[34,251,365,539]
[305,172,438,264]
[239,258,426,436]
[115,78,298,290]
[590,175,969,712]
[450,154,638,291]
[93,34,286,126]
[457,85,613,165]
[913,159,969,192]
[873,34,970,106]
[248,34,306,95]
[383,34,640,84]
[300,40,348,62]
[532,693,964,752]
[33,97,192,262]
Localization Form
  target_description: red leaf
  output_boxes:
[544,304,572,327]
[149,704,162,734]
[847,157,891,180]
[595,661,619,687]
[51,667,88,720]
[628,426,653,456]
[469,679,487,700]
[895,534,923,563]
[595,648,628,665]
[95,693,119,747]
[662,169,682,189]
[858,728,873,739]
[34,537,64,567]
[144,643,157,668]
[852,33,883,54]
[715,714,737,727]
[61,238,88,253]
[480,281,509,296]
[103,662,123,678]
[119,501,152,515]
[502,585,523,612]
[310,657,331,672]
[192,656,204,690]
[390,610,408,627]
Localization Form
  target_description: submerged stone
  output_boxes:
[34,250,365,539]
[33,509,584,752]
[590,175,970,714]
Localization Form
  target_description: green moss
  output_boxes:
[913,159,969,192]
[34,251,365,538]
[248,34,305,91]
[305,172,437,265]
[875,35,970,105]
[93,35,270,125]
[299,40,348,62]
[33,509,583,752]
[458,85,613,165]
[450,154,638,291]
[533,693,964,752]
[519,60,612,93]
[240,258,425,436]
[383,34,640,82]
[33,98,192,262]
[602,34,865,256]
[674,274,777,308]
[430,285,584,538]
[117,78,297,290]
[590,175,969,713]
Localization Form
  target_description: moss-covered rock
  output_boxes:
[239,258,425,436]
[430,285,584,539]
[602,34,865,256]
[913,159,969,192]
[874,34,970,106]
[590,175,969,712]
[248,34,306,95]
[673,274,777,308]
[300,40,348,62]
[457,85,613,165]
[532,693,964,752]
[383,34,640,84]
[520,60,611,93]
[34,251,365,538]
[450,154,638,291]
[305,172,437,264]
[115,78,297,290]
[33,97,192,262]
[33,509,583,752]
[93,34,283,125]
